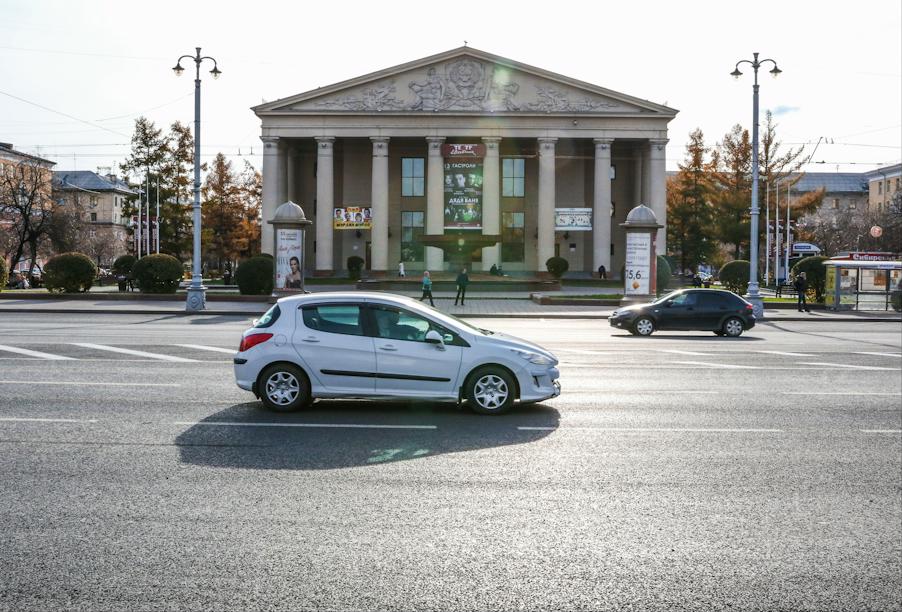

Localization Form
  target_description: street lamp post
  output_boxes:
[731,52,781,318]
[172,47,221,312]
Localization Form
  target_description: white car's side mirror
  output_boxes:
[424,330,445,349]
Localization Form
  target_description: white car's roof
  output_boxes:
[277,291,421,306]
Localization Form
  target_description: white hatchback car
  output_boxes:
[234,292,561,414]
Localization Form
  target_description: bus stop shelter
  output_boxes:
[824,260,901,311]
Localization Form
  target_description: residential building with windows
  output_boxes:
[789,172,868,212]
[253,47,677,276]
[52,170,136,265]
[865,162,901,213]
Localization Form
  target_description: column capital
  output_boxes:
[371,136,390,157]
[315,136,334,156]
[482,136,502,152]
[261,135,279,150]
[537,137,557,155]
[426,136,445,155]
[649,138,669,152]
[593,137,614,151]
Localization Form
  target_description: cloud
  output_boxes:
[770,105,801,116]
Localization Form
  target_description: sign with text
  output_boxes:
[333,207,372,230]
[624,232,651,295]
[275,228,304,291]
[444,144,483,229]
[555,208,592,231]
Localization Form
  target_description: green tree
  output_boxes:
[666,129,716,273]
[202,153,247,269]
[710,125,752,260]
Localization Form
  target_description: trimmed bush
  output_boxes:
[719,260,750,295]
[545,256,569,278]
[236,256,274,295]
[656,255,671,294]
[132,254,183,294]
[791,256,828,302]
[347,256,365,280]
[44,252,96,293]
[112,254,136,277]
[0,257,7,292]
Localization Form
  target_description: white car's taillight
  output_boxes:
[239,333,272,352]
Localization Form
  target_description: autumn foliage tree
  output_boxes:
[201,154,261,270]
[666,129,716,273]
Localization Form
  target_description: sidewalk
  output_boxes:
[0,294,898,321]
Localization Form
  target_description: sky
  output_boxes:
[1,0,900,181]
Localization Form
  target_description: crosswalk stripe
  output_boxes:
[69,343,197,363]
[674,360,758,369]
[854,352,902,358]
[660,349,712,356]
[175,344,236,354]
[797,362,898,371]
[0,344,74,360]
[757,350,816,357]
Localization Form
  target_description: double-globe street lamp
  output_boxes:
[172,48,221,312]
[731,52,781,318]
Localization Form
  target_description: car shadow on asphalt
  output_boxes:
[175,400,560,471]
[610,333,764,341]
[762,321,902,349]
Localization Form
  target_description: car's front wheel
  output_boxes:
[466,367,515,415]
[722,317,744,338]
[633,317,655,336]
[259,363,311,412]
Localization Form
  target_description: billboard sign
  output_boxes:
[333,207,372,230]
[555,208,592,231]
[443,144,483,230]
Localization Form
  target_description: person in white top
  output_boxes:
[398,261,406,277]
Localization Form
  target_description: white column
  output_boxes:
[425,136,445,272]
[371,136,390,273]
[315,137,335,272]
[286,147,297,203]
[260,136,281,254]
[276,140,289,205]
[648,138,668,252]
[636,145,646,205]
[593,138,613,275]
[537,137,557,273]
[481,137,502,270]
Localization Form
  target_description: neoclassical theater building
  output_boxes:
[254,47,676,276]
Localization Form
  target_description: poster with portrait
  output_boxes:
[443,144,484,229]
[275,228,304,291]
[333,206,372,230]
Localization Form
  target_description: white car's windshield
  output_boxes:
[416,303,493,335]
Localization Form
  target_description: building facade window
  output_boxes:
[850,201,857,210]
[502,158,525,197]
[400,211,425,262]
[401,158,425,197]
[501,211,525,262]
[89,195,98,207]
[832,198,839,209]
[878,182,882,194]
[90,212,97,222]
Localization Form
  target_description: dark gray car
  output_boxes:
[609,289,756,337]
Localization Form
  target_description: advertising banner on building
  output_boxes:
[443,144,484,230]
[275,228,304,290]
[554,208,592,231]
[624,232,651,295]
[333,207,372,230]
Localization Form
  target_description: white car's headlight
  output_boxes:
[510,349,554,366]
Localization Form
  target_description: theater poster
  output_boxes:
[333,206,372,230]
[443,144,484,229]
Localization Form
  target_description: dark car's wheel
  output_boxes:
[722,317,744,338]
[259,363,311,412]
[466,366,515,415]
[633,317,655,337]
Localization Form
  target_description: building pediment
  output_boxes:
[254,47,676,116]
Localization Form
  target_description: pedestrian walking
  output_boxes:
[454,267,469,306]
[419,270,435,306]
[398,261,406,277]
[794,271,810,312]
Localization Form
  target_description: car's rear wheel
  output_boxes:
[259,363,311,412]
[723,317,744,338]
[633,317,655,336]
[466,367,515,415]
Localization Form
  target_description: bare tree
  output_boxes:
[0,157,54,275]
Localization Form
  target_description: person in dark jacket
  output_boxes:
[454,267,469,306]
[794,271,810,312]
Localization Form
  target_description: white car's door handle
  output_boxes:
[378,344,398,351]
[301,336,320,343]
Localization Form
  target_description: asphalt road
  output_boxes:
[0,313,900,612]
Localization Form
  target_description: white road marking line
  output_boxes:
[518,426,783,433]
[757,350,816,357]
[0,417,98,423]
[173,421,437,430]
[797,362,898,371]
[854,352,902,358]
[0,381,180,387]
[860,429,902,434]
[783,391,901,396]
[70,343,197,363]
[554,348,618,355]
[175,344,236,354]
[0,344,74,360]
[674,361,759,369]
[660,349,713,356]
